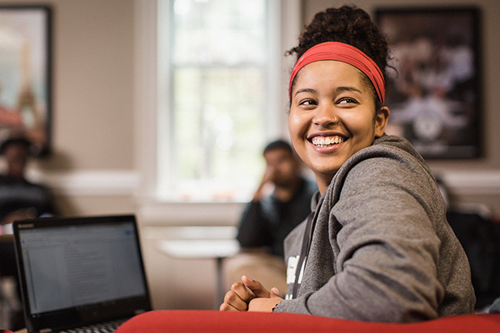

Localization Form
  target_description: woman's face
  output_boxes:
[288,60,389,193]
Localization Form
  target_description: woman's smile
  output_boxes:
[310,135,346,147]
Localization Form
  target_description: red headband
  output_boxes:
[289,42,385,104]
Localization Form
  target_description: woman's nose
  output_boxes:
[312,104,339,128]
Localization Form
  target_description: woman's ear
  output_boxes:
[374,106,390,137]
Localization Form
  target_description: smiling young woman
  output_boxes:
[220,5,476,322]
[288,60,389,193]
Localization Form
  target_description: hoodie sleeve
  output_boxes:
[275,153,453,322]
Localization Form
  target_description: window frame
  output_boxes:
[134,0,301,225]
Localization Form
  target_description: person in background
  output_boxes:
[0,136,57,232]
[220,5,475,321]
[224,139,317,296]
[0,135,58,330]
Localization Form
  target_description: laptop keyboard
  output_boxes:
[58,318,127,333]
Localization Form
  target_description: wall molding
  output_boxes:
[26,169,500,197]
[26,169,141,196]
[441,170,500,196]
[23,169,500,222]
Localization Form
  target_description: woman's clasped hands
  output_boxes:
[219,275,284,312]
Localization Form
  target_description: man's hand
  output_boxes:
[252,166,275,202]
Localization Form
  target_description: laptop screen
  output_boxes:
[13,215,151,332]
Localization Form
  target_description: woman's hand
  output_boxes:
[248,288,284,312]
[219,277,256,311]
[219,276,283,312]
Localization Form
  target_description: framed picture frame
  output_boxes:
[375,7,481,159]
[0,5,52,156]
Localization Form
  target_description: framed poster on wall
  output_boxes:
[376,7,481,159]
[0,5,52,156]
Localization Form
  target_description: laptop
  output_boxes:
[12,214,152,333]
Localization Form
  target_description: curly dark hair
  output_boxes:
[287,6,391,109]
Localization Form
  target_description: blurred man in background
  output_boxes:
[224,140,317,296]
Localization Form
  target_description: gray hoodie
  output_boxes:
[274,135,475,322]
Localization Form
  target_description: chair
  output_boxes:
[116,310,500,333]
[0,235,24,331]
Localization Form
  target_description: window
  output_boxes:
[156,0,282,202]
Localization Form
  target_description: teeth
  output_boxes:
[312,136,345,147]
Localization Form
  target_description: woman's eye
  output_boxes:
[337,97,358,104]
[299,99,317,106]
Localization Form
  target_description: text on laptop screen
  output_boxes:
[18,221,146,314]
